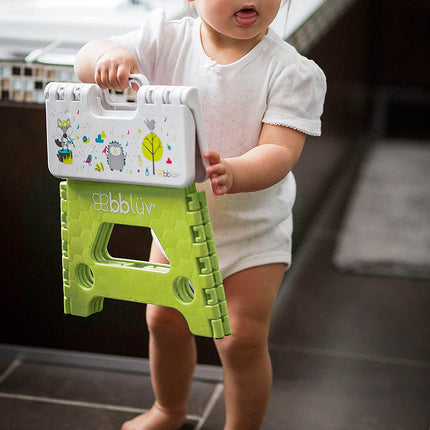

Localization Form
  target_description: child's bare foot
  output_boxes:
[121,402,186,430]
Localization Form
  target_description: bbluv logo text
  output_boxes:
[92,192,156,215]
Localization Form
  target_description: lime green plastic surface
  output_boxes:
[60,179,231,339]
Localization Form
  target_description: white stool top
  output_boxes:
[45,75,208,188]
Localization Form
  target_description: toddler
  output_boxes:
[74,1,326,429]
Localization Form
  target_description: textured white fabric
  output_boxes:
[112,9,326,278]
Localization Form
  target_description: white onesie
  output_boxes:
[111,9,326,279]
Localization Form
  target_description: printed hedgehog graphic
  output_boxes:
[106,141,126,171]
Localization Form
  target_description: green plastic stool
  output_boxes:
[46,77,231,338]
[60,179,231,339]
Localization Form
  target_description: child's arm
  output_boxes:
[74,40,139,92]
[204,124,306,195]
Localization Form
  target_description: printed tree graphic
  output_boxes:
[142,119,163,175]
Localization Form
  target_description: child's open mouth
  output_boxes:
[234,7,258,27]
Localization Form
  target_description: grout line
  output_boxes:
[0,357,22,386]
[0,392,147,414]
[269,343,430,369]
[194,383,224,430]
[0,392,201,421]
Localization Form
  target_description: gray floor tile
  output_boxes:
[0,361,215,417]
[0,397,199,430]
[260,348,430,430]
[0,351,18,377]
[200,348,430,430]
[271,252,430,362]
[0,397,137,430]
[1,361,153,408]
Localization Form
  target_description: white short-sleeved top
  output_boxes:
[111,10,326,278]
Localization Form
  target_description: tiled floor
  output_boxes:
[0,346,221,429]
[1,141,430,429]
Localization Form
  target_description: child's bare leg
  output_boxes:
[215,263,286,430]
[121,243,197,430]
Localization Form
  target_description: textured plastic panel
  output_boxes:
[60,179,231,339]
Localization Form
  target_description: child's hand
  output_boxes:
[204,151,233,196]
[94,45,139,92]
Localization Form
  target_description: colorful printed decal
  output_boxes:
[55,119,74,164]
[50,109,179,181]
[142,119,163,175]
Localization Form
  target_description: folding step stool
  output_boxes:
[45,75,231,339]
